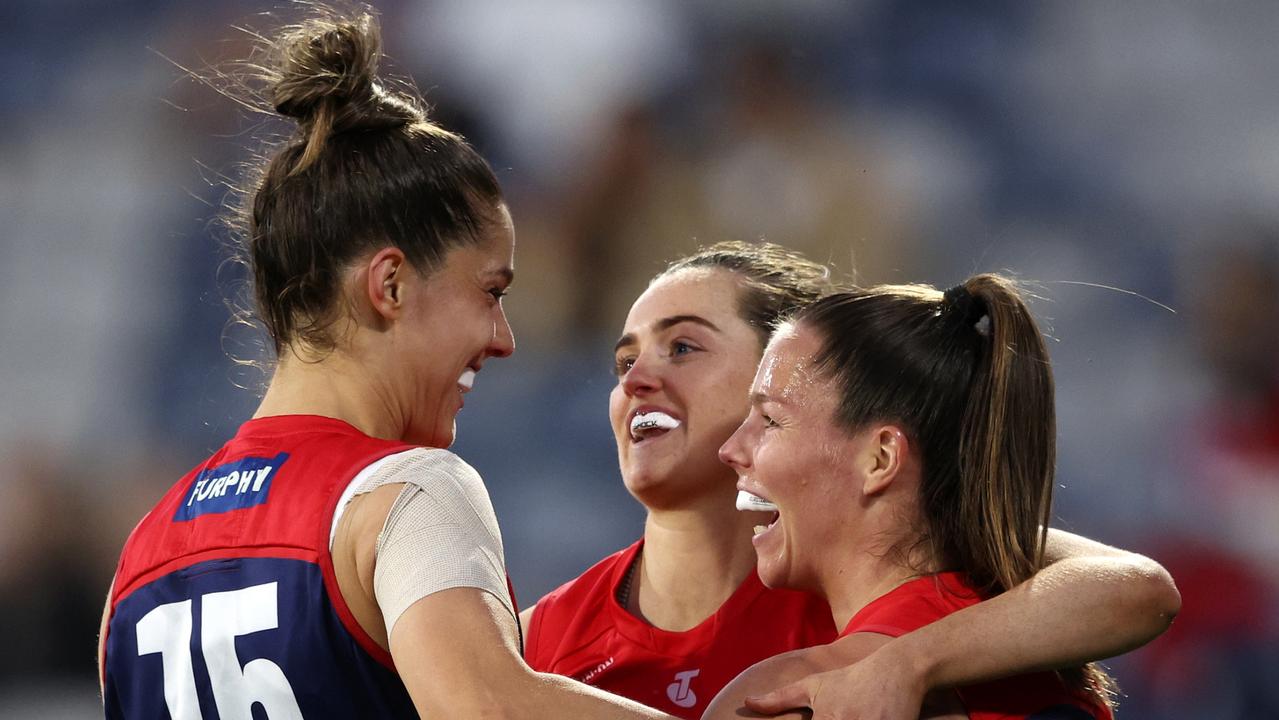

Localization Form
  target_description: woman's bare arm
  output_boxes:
[705,634,964,720]
[392,587,672,719]
[336,467,672,719]
[745,529,1178,719]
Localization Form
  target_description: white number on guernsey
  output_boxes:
[135,582,303,720]
[136,599,201,718]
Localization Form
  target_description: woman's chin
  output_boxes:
[754,540,800,590]
[622,470,672,504]
[407,420,456,448]
[622,468,705,510]
[755,560,789,590]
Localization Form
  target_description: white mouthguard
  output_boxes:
[458,368,476,390]
[736,490,778,513]
[630,411,680,434]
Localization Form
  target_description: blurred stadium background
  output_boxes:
[3,0,1278,717]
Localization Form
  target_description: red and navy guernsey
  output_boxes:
[103,415,420,719]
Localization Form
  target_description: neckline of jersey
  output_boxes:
[605,538,768,656]
[838,571,973,637]
[237,414,378,440]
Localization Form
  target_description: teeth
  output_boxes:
[754,525,769,535]
[736,490,778,513]
[630,411,680,435]
[458,368,476,390]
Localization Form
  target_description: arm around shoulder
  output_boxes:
[703,632,967,720]
[1042,528,1181,631]
[874,529,1179,694]
[703,645,835,720]
[740,531,1178,720]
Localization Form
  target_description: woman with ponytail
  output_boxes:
[712,275,1178,719]
[526,250,1177,720]
[99,6,671,718]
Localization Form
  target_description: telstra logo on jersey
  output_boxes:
[174,452,290,521]
[667,669,700,708]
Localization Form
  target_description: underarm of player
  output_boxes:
[390,587,672,719]
[886,527,1180,691]
[517,602,536,647]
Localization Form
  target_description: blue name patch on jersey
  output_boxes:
[174,452,290,521]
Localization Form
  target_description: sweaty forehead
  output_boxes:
[481,204,516,266]
[756,325,822,401]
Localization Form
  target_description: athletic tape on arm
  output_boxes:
[339,448,514,638]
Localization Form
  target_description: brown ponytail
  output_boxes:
[797,274,1114,709]
[952,275,1055,595]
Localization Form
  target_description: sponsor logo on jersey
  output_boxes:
[174,452,290,521]
[575,656,615,685]
[667,669,700,708]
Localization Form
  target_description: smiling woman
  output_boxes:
[527,244,1179,720]
[96,5,670,719]
[609,268,774,508]
[707,278,1169,719]
[522,242,837,717]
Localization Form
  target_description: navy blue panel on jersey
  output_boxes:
[174,453,290,522]
[104,557,416,719]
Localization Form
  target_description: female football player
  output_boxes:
[711,276,1175,718]
[100,7,673,718]
[525,247,1178,719]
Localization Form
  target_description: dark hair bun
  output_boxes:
[269,12,422,170]
[272,17,379,121]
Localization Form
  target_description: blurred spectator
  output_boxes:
[1125,230,1279,718]
[1182,230,1279,592]
[514,39,906,342]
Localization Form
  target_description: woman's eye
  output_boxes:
[762,414,780,429]
[488,288,509,302]
[671,340,697,357]
[614,356,636,376]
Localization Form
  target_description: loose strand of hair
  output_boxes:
[292,99,333,175]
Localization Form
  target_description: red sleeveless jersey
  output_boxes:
[103,415,421,719]
[841,573,1114,720]
[525,539,837,719]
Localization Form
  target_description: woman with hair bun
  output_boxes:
[711,275,1179,718]
[99,8,671,718]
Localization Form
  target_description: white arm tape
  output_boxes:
[341,448,514,638]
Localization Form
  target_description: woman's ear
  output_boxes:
[366,247,407,320]
[862,426,909,497]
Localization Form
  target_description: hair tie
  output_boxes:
[943,284,988,332]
